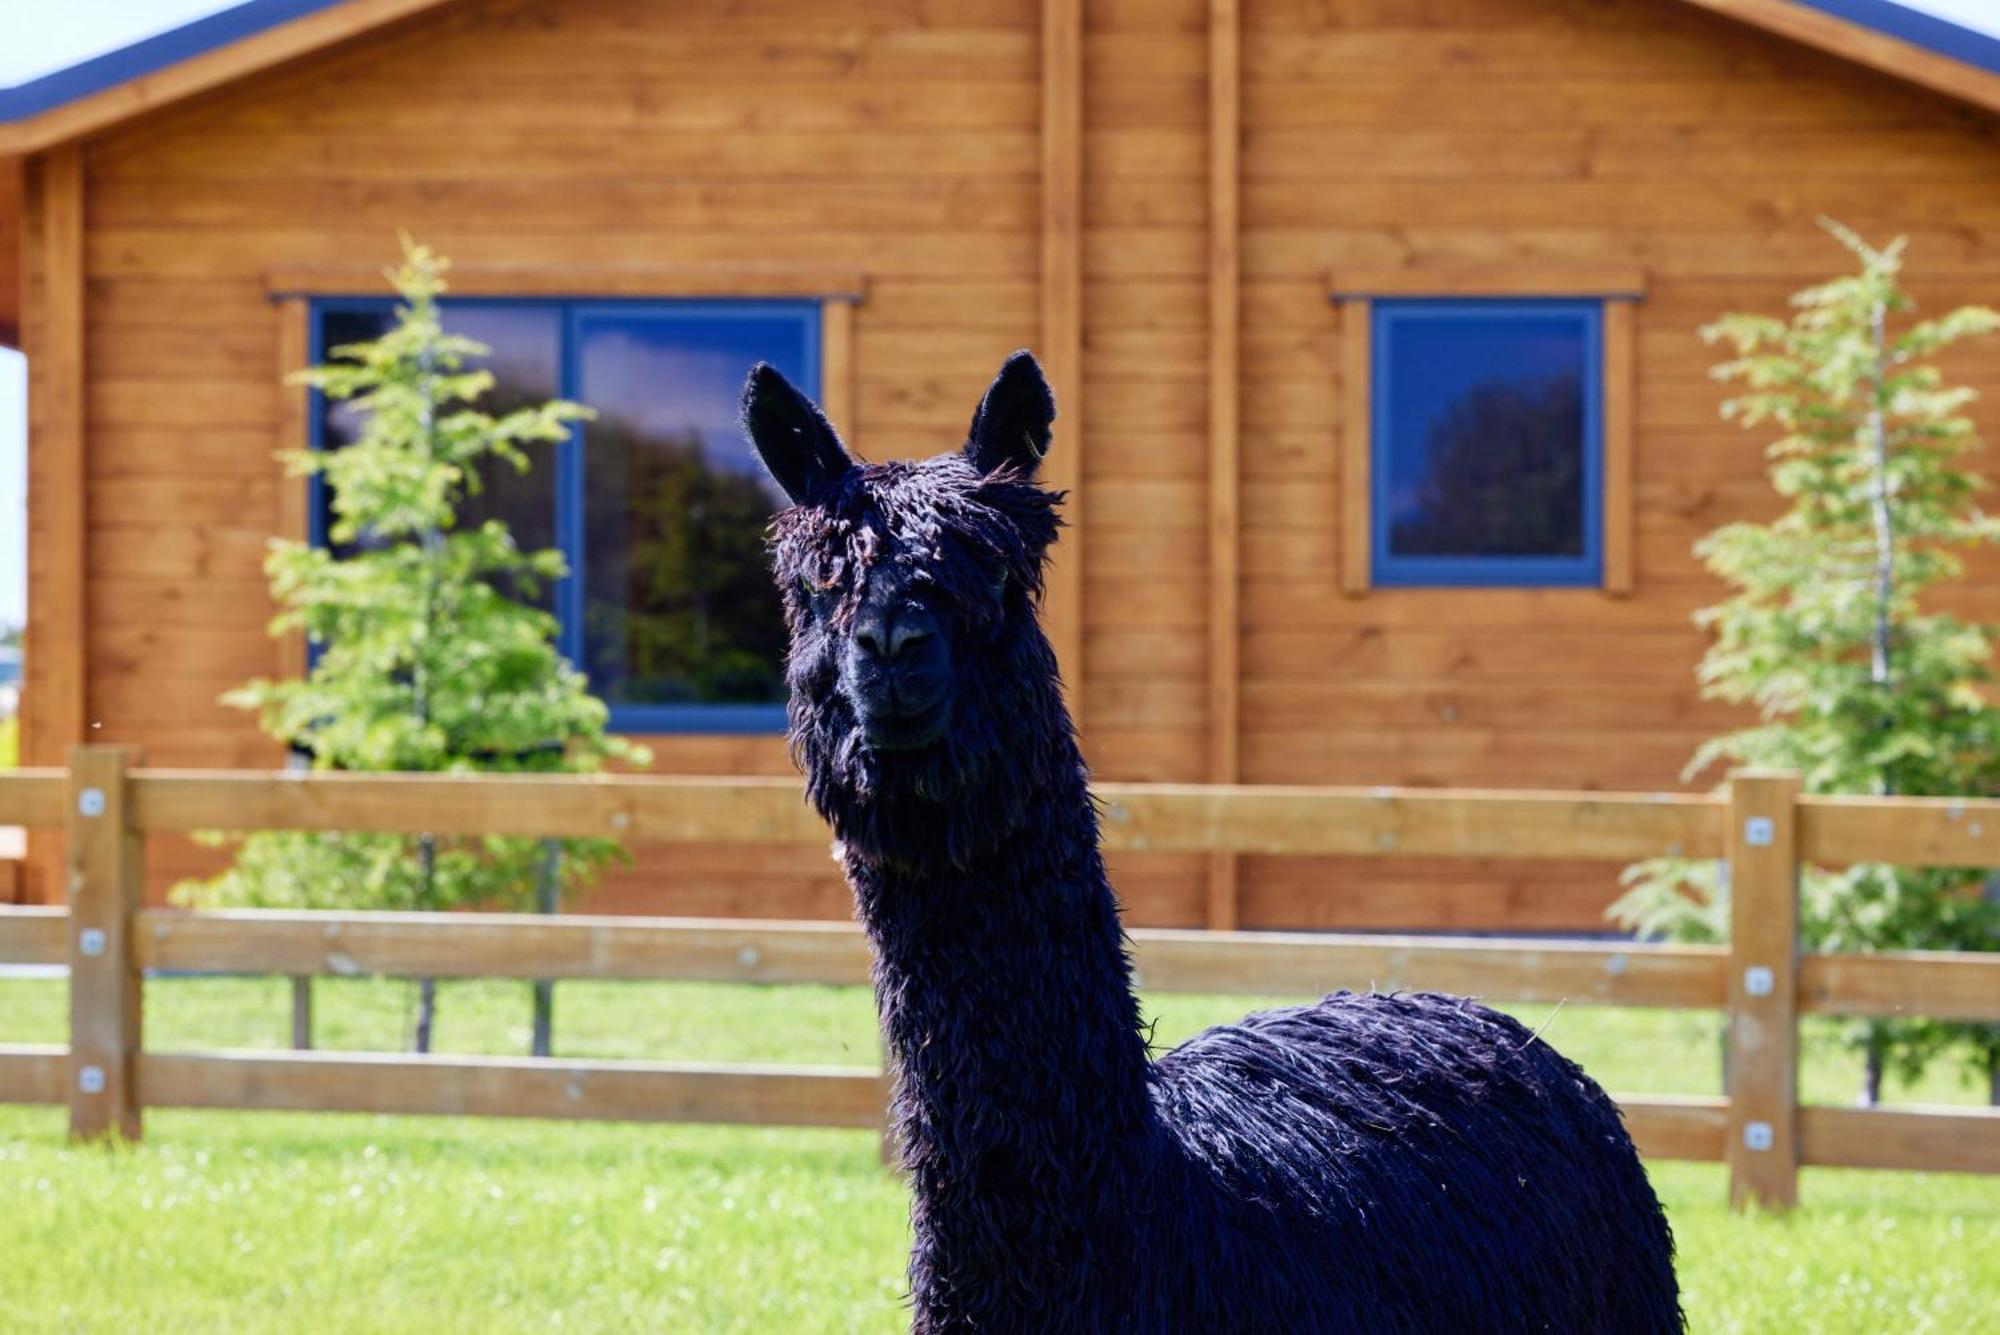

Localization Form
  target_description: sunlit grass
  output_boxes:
[0,975,1993,1331]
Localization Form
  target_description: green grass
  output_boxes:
[0,975,1994,1332]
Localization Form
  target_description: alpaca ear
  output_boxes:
[742,362,854,505]
[965,350,1056,479]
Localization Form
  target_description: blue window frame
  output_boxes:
[1369,299,1603,588]
[307,296,820,734]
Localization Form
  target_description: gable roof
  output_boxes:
[0,0,1998,156]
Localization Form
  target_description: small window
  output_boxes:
[308,297,820,734]
[1369,299,1602,588]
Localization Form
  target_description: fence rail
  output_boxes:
[1,749,1996,1210]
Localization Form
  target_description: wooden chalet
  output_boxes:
[3,0,2000,929]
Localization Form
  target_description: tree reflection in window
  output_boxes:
[574,310,807,712]
[310,299,818,729]
[1372,301,1601,587]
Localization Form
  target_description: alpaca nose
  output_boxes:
[854,610,933,662]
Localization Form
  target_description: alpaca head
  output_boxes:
[743,351,1069,854]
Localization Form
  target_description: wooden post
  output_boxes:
[66,745,144,1142]
[1203,0,1242,932]
[22,145,88,905]
[1725,769,1802,1211]
[1039,0,1084,704]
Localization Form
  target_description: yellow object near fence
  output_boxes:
[0,747,1995,1212]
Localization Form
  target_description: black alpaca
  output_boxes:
[743,352,1683,1334]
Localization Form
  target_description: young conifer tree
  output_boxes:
[180,241,645,1050]
[1613,223,2000,1103]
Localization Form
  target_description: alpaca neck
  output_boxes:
[840,722,1157,1313]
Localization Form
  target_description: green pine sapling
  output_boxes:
[1613,222,2000,1104]
[179,241,646,1051]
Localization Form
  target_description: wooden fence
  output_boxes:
[0,747,1996,1212]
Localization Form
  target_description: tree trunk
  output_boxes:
[414,977,438,1055]
[414,833,438,1055]
[530,840,559,1058]
[1862,1034,1885,1107]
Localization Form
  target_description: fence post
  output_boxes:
[1724,768,1802,1211]
[66,745,145,1143]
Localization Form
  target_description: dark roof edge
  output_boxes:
[1799,0,2000,76]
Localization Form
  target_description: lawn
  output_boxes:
[0,974,1995,1332]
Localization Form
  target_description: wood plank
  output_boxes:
[1602,299,1636,595]
[1096,784,1723,860]
[130,769,833,843]
[273,295,308,684]
[0,771,69,828]
[820,298,857,442]
[0,907,68,965]
[1798,794,2000,866]
[23,146,86,775]
[1329,266,1647,297]
[1725,769,1801,1211]
[1797,1104,2000,1175]
[1338,297,1369,594]
[137,910,876,985]
[66,746,146,1141]
[1205,0,1242,932]
[1799,949,2000,1023]
[123,768,1725,859]
[1041,0,1086,705]
[0,1046,67,1106]
[268,262,869,301]
[133,908,1725,1009]
[1619,1094,1728,1163]
[139,1050,885,1129]
[1128,929,1725,1008]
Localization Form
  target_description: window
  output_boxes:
[309,297,820,734]
[1334,274,1639,595]
[1370,300,1602,588]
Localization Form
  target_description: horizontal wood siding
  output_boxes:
[42,0,2000,929]
[1233,0,2000,929]
[1082,0,1211,924]
[78,0,1042,919]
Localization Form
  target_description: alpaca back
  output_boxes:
[1140,991,1682,1333]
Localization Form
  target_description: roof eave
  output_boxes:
[1677,0,2000,117]
[0,0,462,155]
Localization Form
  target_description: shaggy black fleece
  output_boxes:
[744,351,1683,1334]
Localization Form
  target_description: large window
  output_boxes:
[1368,299,1603,588]
[310,298,820,733]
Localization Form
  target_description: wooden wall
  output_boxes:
[18,0,2000,929]
[52,0,1047,918]
[1231,0,2000,930]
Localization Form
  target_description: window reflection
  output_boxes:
[575,311,805,710]
[1381,311,1588,560]
[314,304,562,611]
